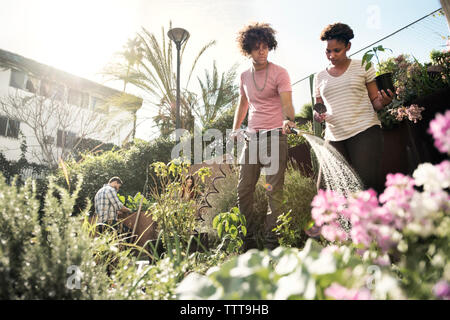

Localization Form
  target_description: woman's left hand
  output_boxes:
[374,89,394,110]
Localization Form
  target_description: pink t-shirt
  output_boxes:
[240,62,292,131]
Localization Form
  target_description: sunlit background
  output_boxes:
[0,0,447,140]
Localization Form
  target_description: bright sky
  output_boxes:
[0,0,447,140]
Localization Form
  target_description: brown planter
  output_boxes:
[288,143,314,177]
[380,121,412,186]
[410,87,450,165]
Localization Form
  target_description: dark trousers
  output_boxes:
[329,125,384,194]
[237,133,288,240]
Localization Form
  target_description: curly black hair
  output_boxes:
[320,23,354,45]
[237,22,278,56]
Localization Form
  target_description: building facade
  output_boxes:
[0,48,142,166]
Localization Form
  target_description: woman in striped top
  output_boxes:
[314,23,394,194]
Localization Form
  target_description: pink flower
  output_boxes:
[379,173,415,207]
[372,225,396,253]
[428,110,450,154]
[311,190,346,227]
[325,283,372,300]
[344,189,379,221]
[350,224,372,247]
[373,254,391,267]
[321,245,340,255]
[321,222,348,242]
[405,104,425,123]
[396,86,405,96]
[433,280,450,300]
[371,206,395,225]
[438,160,450,176]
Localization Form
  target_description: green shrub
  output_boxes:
[56,137,176,214]
[297,103,313,120]
[202,164,315,248]
[275,166,317,247]
[0,174,113,299]
[149,160,211,247]
[213,207,247,253]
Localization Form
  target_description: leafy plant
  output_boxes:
[118,192,152,212]
[148,159,211,248]
[212,207,247,253]
[361,45,393,73]
[375,51,450,129]
[0,174,115,299]
[55,137,176,214]
[275,166,317,247]
[175,238,405,300]
[273,210,298,247]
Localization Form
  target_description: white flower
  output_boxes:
[275,252,300,275]
[413,163,449,192]
[409,192,439,220]
[304,252,337,275]
[372,274,404,300]
[432,253,445,268]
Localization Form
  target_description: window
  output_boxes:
[53,83,65,101]
[25,76,38,94]
[90,96,108,114]
[40,79,65,101]
[57,130,77,149]
[9,70,26,89]
[40,79,52,98]
[81,92,89,108]
[0,116,20,139]
[9,70,38,94]
[68,89,89,108]
[68,88,82,106]
[44,135,55,145]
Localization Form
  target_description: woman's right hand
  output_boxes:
[313,111,327,123]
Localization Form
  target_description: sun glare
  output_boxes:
[33,0,137,82]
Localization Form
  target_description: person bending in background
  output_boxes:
[94,176,132,233]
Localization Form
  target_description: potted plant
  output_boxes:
[361,45,395,93]
[376,50,449,181]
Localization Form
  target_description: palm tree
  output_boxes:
[104,22,216,137]
[194,61,239,128]
[102,36,144,143]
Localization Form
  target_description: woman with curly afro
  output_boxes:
[232,22,296,250]
[314,22,394,194]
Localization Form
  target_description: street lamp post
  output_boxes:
[167,27,190,133]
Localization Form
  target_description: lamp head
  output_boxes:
[167,28,190,47]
